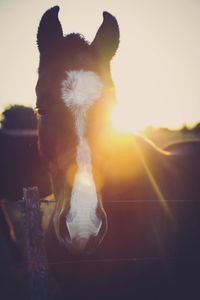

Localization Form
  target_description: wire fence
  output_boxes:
[3,188,200,300]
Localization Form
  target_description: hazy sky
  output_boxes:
[0,0,200,130]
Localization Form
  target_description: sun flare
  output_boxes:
[111,104,146,134]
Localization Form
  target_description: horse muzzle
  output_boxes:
[64,208,108,254]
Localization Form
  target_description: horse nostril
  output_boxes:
[73,237,88,252]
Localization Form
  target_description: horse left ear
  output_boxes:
[37,6,63,54]
[91,12,120,60]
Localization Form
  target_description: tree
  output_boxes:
[1,105,37,130]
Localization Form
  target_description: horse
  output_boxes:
[0,105,51,201]
[0,129,51,201]
[36,5,200,256]
[35,6,200,298]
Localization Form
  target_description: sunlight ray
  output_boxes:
[133,139,176,226]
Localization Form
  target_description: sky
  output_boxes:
[0,0,200,131]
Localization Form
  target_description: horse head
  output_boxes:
[36,6,120,254]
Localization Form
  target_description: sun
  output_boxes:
[111,104,148,134]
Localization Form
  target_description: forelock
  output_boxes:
[63,33,89,49]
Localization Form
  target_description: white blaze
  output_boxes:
[61,70,103,241]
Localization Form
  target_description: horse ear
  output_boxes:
[91,12,120,60]
[37,6,63,53]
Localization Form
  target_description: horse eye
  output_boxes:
[36,107,47,117]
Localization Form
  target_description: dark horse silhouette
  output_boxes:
[36,6,200,299]
[0,105,51,200]
[0,129,51,200]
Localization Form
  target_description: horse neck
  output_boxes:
[99,133,170,198]
[101,132,166,169]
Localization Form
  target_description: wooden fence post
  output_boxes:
[23,187,46,300]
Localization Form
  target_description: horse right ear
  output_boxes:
[37,6,63,54]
